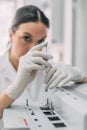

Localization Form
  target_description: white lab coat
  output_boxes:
[0,49,48,106]
[0,49,50,128]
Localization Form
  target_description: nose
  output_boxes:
[27,42,37,50]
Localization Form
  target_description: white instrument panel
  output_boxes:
[3,104,69,130]
[3,83,87,130]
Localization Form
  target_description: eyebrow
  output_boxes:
[23,32,33,38]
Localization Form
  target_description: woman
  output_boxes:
[0,5,86,120]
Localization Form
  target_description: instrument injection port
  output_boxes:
[43,111,55,115]
[48,116,60,121]
[53,122,66,128]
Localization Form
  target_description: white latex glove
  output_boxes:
[44,64,84,91]
[6,42,53,99]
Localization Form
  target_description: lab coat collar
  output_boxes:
[3,50,16,82]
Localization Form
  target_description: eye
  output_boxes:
[38,39,45,44]
[23,35,31,42]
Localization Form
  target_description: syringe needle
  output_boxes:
[51,102,54,116]
[26,98,29,106]
[47,97,49,107]
[45,42,48,52]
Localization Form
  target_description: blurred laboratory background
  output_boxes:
[0,0,87,73]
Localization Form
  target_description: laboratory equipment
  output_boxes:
[3,83,87,130]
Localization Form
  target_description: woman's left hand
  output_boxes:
[44,64,84,91]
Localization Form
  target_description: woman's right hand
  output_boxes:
[6,42,53,99]
[19,42,52,81]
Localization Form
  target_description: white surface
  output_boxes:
[3,83,87,130]
[53,83,87,130]
[3,104,69,130]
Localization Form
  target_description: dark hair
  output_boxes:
[11,5,49,32]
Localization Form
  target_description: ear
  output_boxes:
[9,28,14,43]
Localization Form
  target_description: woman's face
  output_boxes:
[9,22,48,61]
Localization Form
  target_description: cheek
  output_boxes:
[12,41,33,59]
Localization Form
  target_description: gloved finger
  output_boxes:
[57,75,72,87]
[48,73,68,89]
[45,84,49,91]
[30,42,47,51]
[45,70,62,91]
[61,81,75,87]
[32,64,49,70]
[47,87,58,96]
[44,67,57,84]
[46,70,61,86]
[26,63,48,72]
[32,51,53,60]
[32,57,52,68]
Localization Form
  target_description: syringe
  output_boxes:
[50,101,54,116]
[44,42,51,69]
[45,42,48,53]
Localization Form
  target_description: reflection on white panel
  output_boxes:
[0,0,15,53]
[63,0,72,64]
[73,0,87,73]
